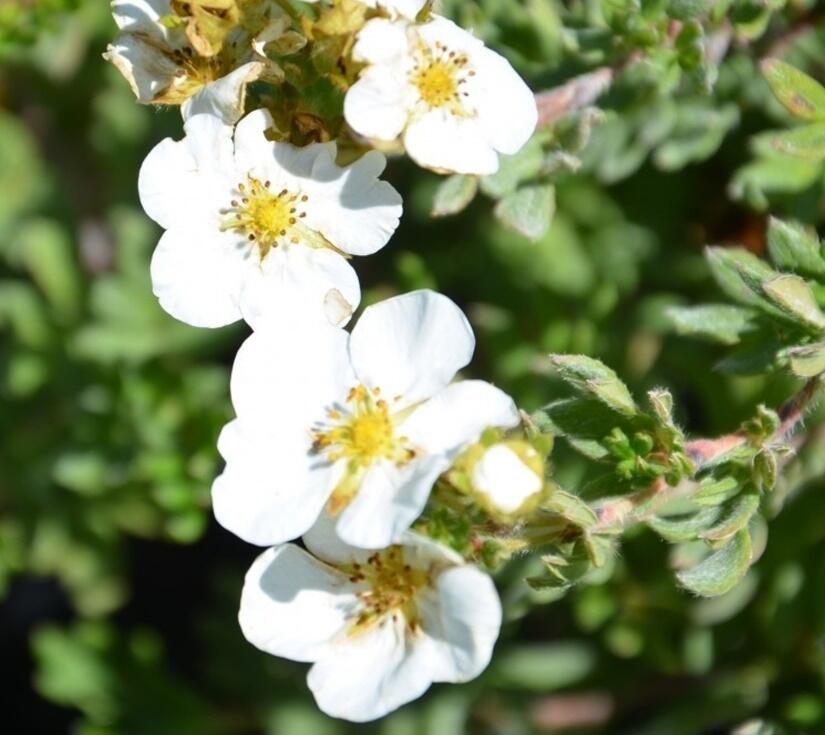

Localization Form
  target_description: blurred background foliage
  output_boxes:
[3,0,825,733]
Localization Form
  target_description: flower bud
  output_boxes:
[471,441,544,518]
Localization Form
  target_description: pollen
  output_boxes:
[411,41,472,113]
[222,175,307,259]
[312,385,416,513]
[344,547,429,634]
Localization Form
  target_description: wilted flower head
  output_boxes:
[105,0,296,123]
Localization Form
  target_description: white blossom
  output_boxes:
[212,289,520,548]
[138,109,401,329]
[344,14,537,175]
[239,526,502,722]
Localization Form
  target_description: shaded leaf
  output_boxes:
[494,184,555,241]
[431,175,478,218]
[667,304,757,345]
[676,529,752,597]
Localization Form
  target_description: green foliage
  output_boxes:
[7,1,825,734]
[669,218,825,378]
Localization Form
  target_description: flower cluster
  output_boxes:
[110,0,543,721]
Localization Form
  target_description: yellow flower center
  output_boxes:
[222,175,308,259]
[411,41,473,113]
[312,385,416,514]
[344,547,430,634]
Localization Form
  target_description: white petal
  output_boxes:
[138,113,234,229]
[472,47,538,155]
[472,445,542,513]
[304,149,402,256]
[239,545,355,663]
[400,380,519,457]
[181,61,265,125]
[104,35,180,103]
[350,290,475,404]
[212,420,334,546]
[344,68,411,142]
[239,247,360,331]
[303,510,368,565]
[111,0,170,34]
[404,110,500,175]
[335,455,448,549]
[149,228,248,327]
[181,113,236,173]
[416,15,485,55]
[308,615,434,722]
[351,18,410,65]
[237,135,338,194]
[229,322,354,432]
[418,565,502,682]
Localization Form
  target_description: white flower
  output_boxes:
[472,443,543,515]
[105,0,286,123]
[213,289,520,548]
[239,526,502,722]
[344,15,538,175]
[138,109,402,329]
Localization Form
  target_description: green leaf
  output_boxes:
[0,280,52,348]
[699,493,760,541]
[766,218,825,278]
[491,642,596,691]
[667,304,757,345]
[494,184,555,242]
[550,354,637,416]
[545,490,598,529]
[705,246,780,310]
[480,137,544,198]
[431,174,478,217]
[648,507,723,543]
[693,476,741,506]
[729,155,821,211]
[676,529,752,597]
[761,274,825,331]
[762,59,825,122]
[785,342,825,377]
[714,336,782,375]
[15,219,82,322]
[771,123,825,160]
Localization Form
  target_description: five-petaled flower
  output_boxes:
[138,109,402,329]
[344,14,538,175]
[212,289,520,548]
[239,523,502,722]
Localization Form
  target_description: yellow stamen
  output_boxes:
[411,41,472,114]
[222,175,308,259]
[312,385,416,513]
[343,547,429,634]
